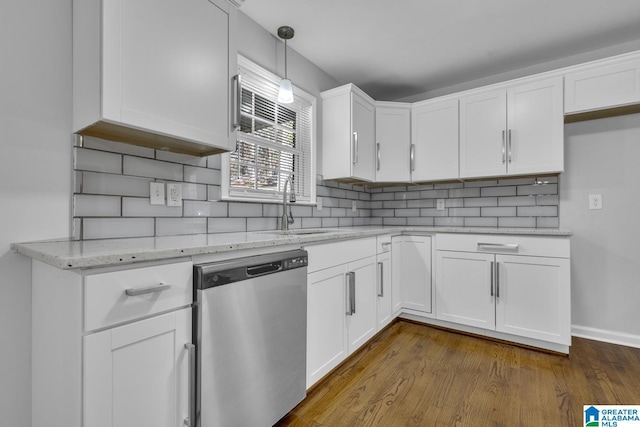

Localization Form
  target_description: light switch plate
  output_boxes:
[436,199,446,211]
[150,182,165,205]
[589,194,603,210]
[167,183,182,207]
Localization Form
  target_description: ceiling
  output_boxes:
[240,0,640,101]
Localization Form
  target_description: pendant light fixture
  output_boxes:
[277,26,295,104]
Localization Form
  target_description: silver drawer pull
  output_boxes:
[477,243,519,251]
[124,283,171,297]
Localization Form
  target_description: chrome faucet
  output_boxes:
[281,175,296,231]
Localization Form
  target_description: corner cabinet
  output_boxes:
[391,235,434,316]
[459,76,564,179]
[435,233,571,351]
[321,84,376,182]
[411,98,460,182]
[31,259,194,427]
[73,0,238,156]
[375,102,411,183]
[304,238,377,388]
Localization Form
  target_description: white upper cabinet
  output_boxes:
[322,84,376,182]
[73,0,238,156]
[459,76,563,179]
[375,102,411,182]
[565,55,640,115]
[411,98,459,182]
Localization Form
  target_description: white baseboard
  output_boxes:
[572,325,640,349]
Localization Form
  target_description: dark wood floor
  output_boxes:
[276,320,640,426]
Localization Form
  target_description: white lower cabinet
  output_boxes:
[305,238,377,388]
[84,309,191,427]
[435,234,571,348]
[391,235,433,315]
[31,258,193,427]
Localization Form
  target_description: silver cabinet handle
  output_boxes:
[410,144,416,172]
[376,143,381,171]
[508,129,512,164]
[184,343,196,427]
[352,132,359,165]
[490,261,494,297]
[501,130,506,164]
[124,282,171,297]
[496,262,500,298]
[346,272,356,315]
[477,243,519,251]
[232,74,241,130]
[377,262,384,297]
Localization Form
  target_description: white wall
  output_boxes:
[562,113,640,347]
[0,1,72,425]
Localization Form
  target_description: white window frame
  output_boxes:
[221,55,317,205]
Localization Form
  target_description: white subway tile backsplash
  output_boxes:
[74,195,121,217]
[184,165,220,185]
[208,218,246,233]
[183,201,228,217]
[73,140,560,237]
[83,218,154,239]
[498,217,536,228]
[123,156,183,181]
[180,183,207,201]
[83,172,151,197]
[122,197,182,217]
[156,218,207,236]
[464,217,498,227]
[228,202,262,217]
[481,186,517,197]
[76,148,122,174]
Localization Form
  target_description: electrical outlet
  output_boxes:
[316,196,323,211]
[167,183,182,207]
[436,199,446,211]
[150,182,165,205]
[352,200,357,212]
[589,194,603,210]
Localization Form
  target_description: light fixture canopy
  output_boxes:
[277,26,295,104]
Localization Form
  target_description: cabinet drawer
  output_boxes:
[376,235,392,254]
[435,233,569,258]
[84,260,193,331]
[305,237,376,273]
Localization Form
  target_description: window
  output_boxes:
[222,56,316,204]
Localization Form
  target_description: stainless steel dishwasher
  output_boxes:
[192,250,308,427]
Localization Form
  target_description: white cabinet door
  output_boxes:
[495,255,571,345]
[351,92,377,181]
[375,103,411,182]
[321,84,376,181]
[411,98,459,181]
[84,308,191,427]
[307,265,348,388]
[459,89,507,178]
[346,256,378,352]
[565,56,640,114]
[376,251,393,330]
[74,0,237,155]
[392,235,433,314]
[435,251,495,329]
[506,77,563,175]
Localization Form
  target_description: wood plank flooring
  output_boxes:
[276,320,640,426]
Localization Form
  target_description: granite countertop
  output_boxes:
[11,226,572,270]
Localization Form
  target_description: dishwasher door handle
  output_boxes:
[346,272,356,315]
[184,343,196,427]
